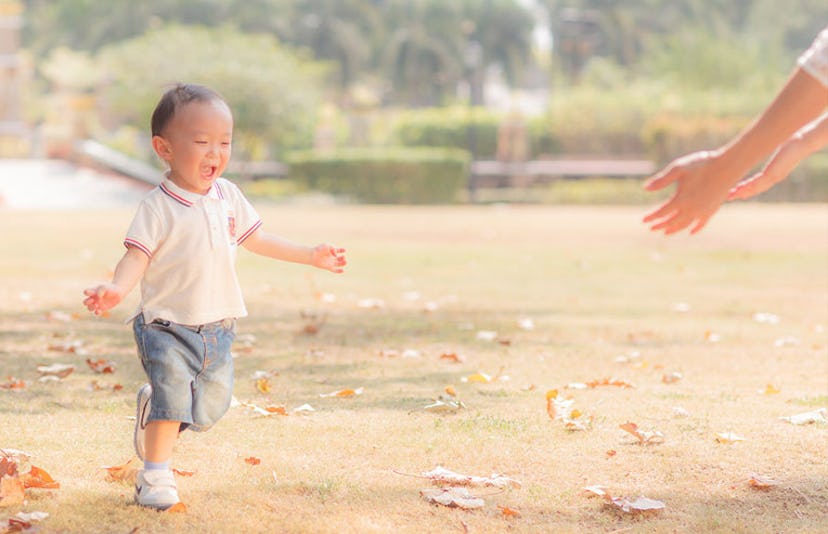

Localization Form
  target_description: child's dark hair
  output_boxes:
[151,83,227,137]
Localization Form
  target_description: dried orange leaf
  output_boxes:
[166,502,187,513]
[439,352,465,363]
[498,505,521,518]
[586,377,634,389]
[0,475,25,508]
[172,468,195,477]
[255,377,271,393]
[21,466,59,490]
[420,487,484,509]
[86,358,116,374]
[103,458,140,483]
[759,384,780,395]
[748,473,779,489]
[245,457,261,466]
[619,422,664,445]
[462,372,492,384]
[0,377,25,390]
[320,387,364,398]
[444,386,457,397]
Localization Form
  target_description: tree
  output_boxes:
[97,25,328,157]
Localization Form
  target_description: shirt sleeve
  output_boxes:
[225,181,262,245]
[798,25,828,88]
[124,200,163,258]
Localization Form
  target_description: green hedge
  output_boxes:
[390,108,500,159]
[285,147,470,204]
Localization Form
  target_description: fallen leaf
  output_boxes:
[0,377,25,390]
[421,466,521,489]
[0,475,25,508]
[475,330,497,342]
[420,487,484,509]
[86,358,116,374]
[462,372,491,384]
[172,469,195,477]
[517,318,534,331]
[779,408,826,425]
[423,398,465,414]
[439,352,465,363]
[498,505,521,518]
[662,372,682,384]
[444,386,457,397]
[759,384,780,395]
[672,406,690,418]
[715,432,746,444]
[245,457,261,466]
[753,312,780,324]
[320,387,364,398]
[292,403,316,414]
[166,502,187,513]
[586,377,634,389]
[36,363,75,379]
[103,458,140,483]
[48,339,87,355]
[746,474,778,490]
[619,422,665,445]
[606,495,665,515]
[606,450,617,458]
[255,377,271,394]
[21,466,59,489]
[583,485,609,497]
[241,402,288,417]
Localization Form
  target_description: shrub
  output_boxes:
[285,147,470,204]
[389,108,500,159]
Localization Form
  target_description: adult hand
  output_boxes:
[643,150,738,235]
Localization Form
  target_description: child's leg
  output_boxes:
[144,420,181,463]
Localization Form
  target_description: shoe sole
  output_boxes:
[134,384,151,461]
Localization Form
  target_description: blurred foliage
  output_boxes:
[286,147,470,203]
[97,25,327,159]
[389,107,501,159]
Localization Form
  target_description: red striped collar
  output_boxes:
[159,179,224,207]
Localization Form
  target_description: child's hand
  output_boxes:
[310,244,347,273]
[83,284,125,315]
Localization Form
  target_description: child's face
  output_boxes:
[153,99,233,195]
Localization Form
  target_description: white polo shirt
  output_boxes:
[124,177,262,326]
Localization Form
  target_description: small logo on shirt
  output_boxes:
[227,209,236,243]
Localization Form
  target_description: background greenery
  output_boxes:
[19,0,828,202]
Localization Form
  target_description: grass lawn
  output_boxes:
[0,203,826,533]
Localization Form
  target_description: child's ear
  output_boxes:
[152,135,173,162]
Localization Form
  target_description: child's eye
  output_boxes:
[195,141,207,145]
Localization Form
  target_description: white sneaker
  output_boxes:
[134,384,152,461]
[135,469,180,510]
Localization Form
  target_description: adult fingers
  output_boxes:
[643,164,682,192]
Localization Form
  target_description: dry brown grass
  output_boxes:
[1,203,826,533]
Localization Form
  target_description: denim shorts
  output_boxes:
[133,314,236,432]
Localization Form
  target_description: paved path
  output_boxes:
[0,159,151,209]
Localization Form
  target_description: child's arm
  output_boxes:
[83,247,150,315]
[242,229,346,273]
[728,112,828,200]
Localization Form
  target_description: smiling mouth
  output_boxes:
[201,166,218,178]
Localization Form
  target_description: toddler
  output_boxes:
[83,83,346,510]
